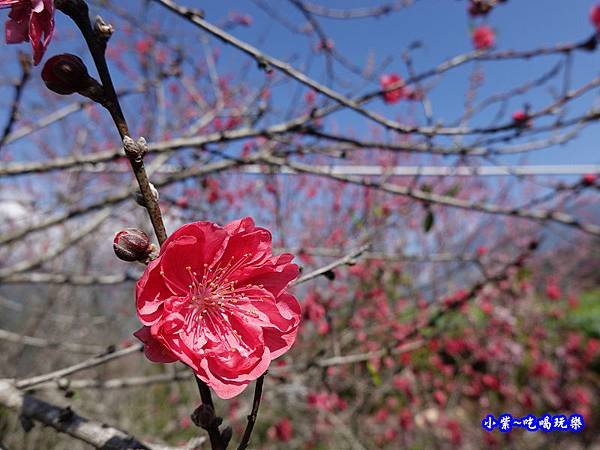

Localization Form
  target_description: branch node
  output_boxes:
[94,15,114,41]
[135,183,159,207]
[123,136,148,162]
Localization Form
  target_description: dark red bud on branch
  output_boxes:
[191,404,216,429]
[512,110,532,128]
[582,173,598,186]
[113,228,153,262]
[41,54,92,95]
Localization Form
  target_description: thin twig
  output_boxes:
[237,374,265,450]
[194,377,214,410]
[0,158,240,247]
[0,329,104,354]
[152,0,598,137]
[0,209,111,279]
[15,344,142,389]
[30,371,194,391]
[193,377,225,450]
[55,0,167,244]
[292,244,370,285]
[0,52,31,152]
[0,272,134,285]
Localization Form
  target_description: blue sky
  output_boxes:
[2,0,598,174]
[154,0,599,171]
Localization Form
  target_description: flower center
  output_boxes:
[170,254,268,354]
[183,252,260,316]
[185,265,236,313]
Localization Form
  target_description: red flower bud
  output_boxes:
[380,73,406,104]
[113,228,152,262]
[191,403,216,429]
[472,25,495,50]
[41,54,91,95]
[591,5,600,34]
[582,173,597,186]
[512,110,532,128]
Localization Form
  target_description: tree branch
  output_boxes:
[236,375,265,450]
[15,344,143,389]
[0,380,202,450]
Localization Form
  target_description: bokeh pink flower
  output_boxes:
[380,73,406,104]
[591,4,600,33]
[472,24,495,50]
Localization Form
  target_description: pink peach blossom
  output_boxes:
[134,217,301,399]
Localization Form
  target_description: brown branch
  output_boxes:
[55,0,167,244]
[479,35,599,61]
[0,329,104,354]
[0,272,134,285]
[0,125,269,177]
[192,378,226,450]
[31,371,194,391]
[152,0,598,137]
[236,375,265,450]
[292,244,370,285]
[300,0,412,19]
[2,86,145,147]
[2,69,595,178]
[15,344,143,389]
[288,0,335,79]
[301,126,580,157]
[0,380,202,450]
[153,0,462,136]
[279,247,480,263]
[0,121,584,179]
[0,52,31,153]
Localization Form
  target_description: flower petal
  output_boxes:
[238,255,299,297]
[159,224,228,294]
[133,326,177,363]
[196,364,250,399]
[4,4,29,44]
[136,258,171,324]
[214,226,272,272]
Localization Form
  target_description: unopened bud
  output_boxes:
[512,110,532,129]
[582,173,598,186]
[191,404,215,429]
[113,228,153,262]
[41,54,93,95]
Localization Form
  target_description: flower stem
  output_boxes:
[55,0,167,245]
[237,374,266,450]
[194,377,227,450]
